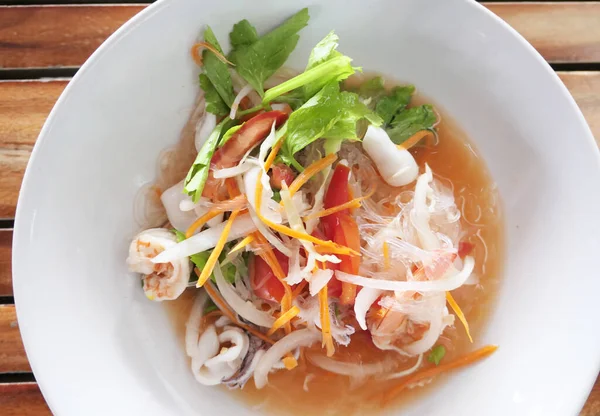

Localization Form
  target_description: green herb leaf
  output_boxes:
[262,32,355,104]
[357,76,386,104]
[219,123,243,146]
[280,82,382,167]
[200,27,235,113]
[387,104,436,145]
[229,19,259,48]
[229,8,309,96]
[184,118,232,202]
[199,74,229,117]
[272,190,282,203]
[376,85,415,126]
[427,345,446,366]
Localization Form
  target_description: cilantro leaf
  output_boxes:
[376,85,415,126]
[262,31,355,104]
[387,104,436,145]
[427,345,446,366]
[230,19,259,48]
[201,26,236,113]
[280,82,382,168]
[199,74,229,117]
[357,76,386,103]
[229,8,309,96]
[183,118,232,202]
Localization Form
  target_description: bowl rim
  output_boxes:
[12,0,600,414]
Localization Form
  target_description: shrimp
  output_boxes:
[202,110,290,201]
[127,228,190,301]
[362,125,418,187]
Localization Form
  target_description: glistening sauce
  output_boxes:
[166,86,504,415]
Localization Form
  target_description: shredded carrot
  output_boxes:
[225,177,241,198]
[318,284,335,357]
[382,345,498,403]
[228,235,255,256]
[292,280,308,299]
[283,356,299,370]
[264,139,284,171]
[287,153,337,198]
[303,187,375,221]
[186,209,224,238]
[397,130,432,151]
[446,292,473,343]
[383,242,390,270]
[190,42,235,67]
[196,209,241,287]
[202,280,276,345]
[267,306,300,336]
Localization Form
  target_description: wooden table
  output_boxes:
[0,1,599,414]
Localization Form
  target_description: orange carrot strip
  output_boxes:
[195,209,241,287]
[267,306,300,336]
[382,345,498,403]
[303,187,375,221]
[202,280,276,345]
[383,242,390,270]
[282,356,298,370]
[318,284,335,357]
[292,280,308,299]
[446,292,473,343]
[186,209,224,238]
[228,235,255,256]
[397,130,432,151]
[264,139,284,171]
[190,42,235,67]
[287,153,337,197]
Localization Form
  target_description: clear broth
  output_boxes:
[165,83,504,415]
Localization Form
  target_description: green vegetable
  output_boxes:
[203,299,219,314]
[229,8,309,96]
[201,27,236,112]
[174,230,236,284]
[357,76,386,103]
[219,123,243,146]
[262,32,355,104]
[375,85,415,126]
[183,118,233,202]
[272,190,282,203]
[279,82,382,168]
[229,20,259,48]
[427,345,446,366]
[387,104,436,145]
[199,74,229,117]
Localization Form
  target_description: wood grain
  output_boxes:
[581,376,600,416]
[0,4,600,69]
[0,80,67,218]
[0,383,51,416]
[0,305,30,373]
[0,230,12,296]
[486,2,600,63]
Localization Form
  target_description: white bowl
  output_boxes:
[13,0,600,414]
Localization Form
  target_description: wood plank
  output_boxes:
[486,2,600,63]
[581,376,600,416]
[0,230,12,296]
[0,305,30,373]
[0,383,51,416]
[0,4,599,69]
[0,80,67,218]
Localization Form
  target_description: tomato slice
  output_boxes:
[249,250,289,303]
[320,164,361,305]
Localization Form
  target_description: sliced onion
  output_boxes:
[214,264,275,328]
[308,354,396,378]
[244,166,282,224]
[230,84,254,120]
[335,256,475,293]
[411,165,440,251]
[258,121,278,168]
[284,243,303,285]
[308,269,334,296]
[384,354,423,380]
[213,161,255,179]
[254,329,320,389]
[354,287,383,330]
[247,205,292,257]
[185,290,208,357]
[152,214,257,263]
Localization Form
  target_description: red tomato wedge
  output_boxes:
[203,110,289,200]
[249,250,289,303]
[321,164,360,305]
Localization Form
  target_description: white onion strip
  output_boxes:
[335,256,475,292]
[229,84,254,120]
[354,287,383,330]
[308,354,396,378]
[214,264,275,328]
[308,269,334,296]
[213,161,256,179]
[152,214,257,263]
[254,329,320,389]
[384,354,423,380]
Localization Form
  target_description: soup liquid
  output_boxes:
[166,89,504,415]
